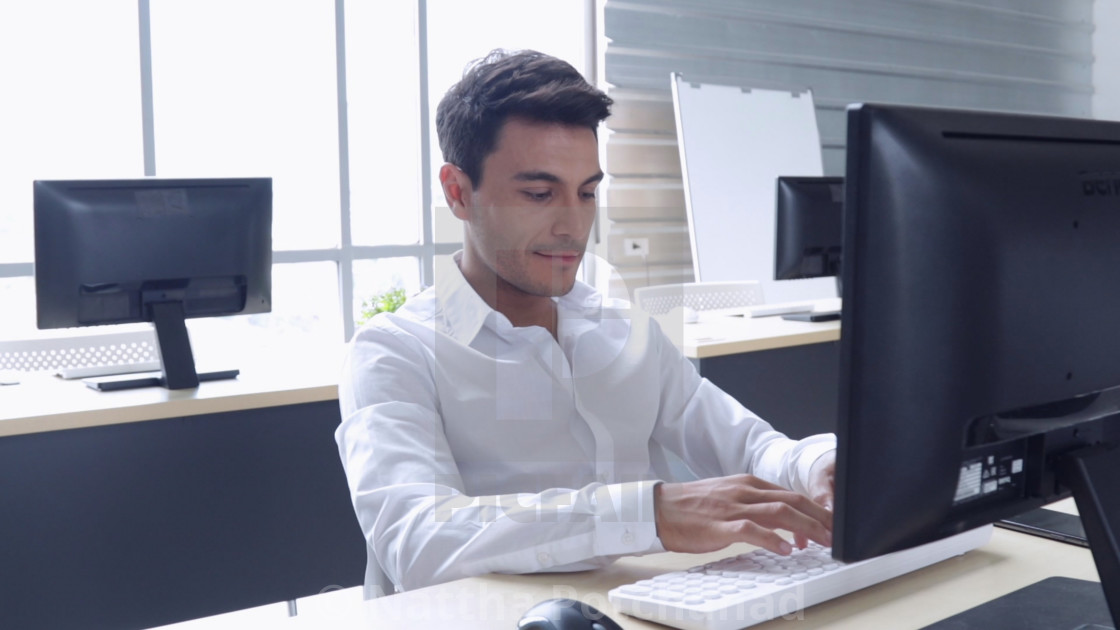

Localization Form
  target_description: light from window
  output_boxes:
[345,0,423,247]
[149,0,341,251]
[0,277,36,341]
[0,0,143,264]
[188,261,343,363]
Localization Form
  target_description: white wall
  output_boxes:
[1094,0,1120,120]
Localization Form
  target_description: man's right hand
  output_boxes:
[653,474,833,556]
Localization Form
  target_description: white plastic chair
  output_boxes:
[0,330,160,378]
[632,281,765,316]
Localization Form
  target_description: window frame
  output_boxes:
[0,0,595,343]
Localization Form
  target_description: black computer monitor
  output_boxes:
[773,176,843,287]
[834,103,1120,628]
[34,178,272,390]
[773,176,844,322]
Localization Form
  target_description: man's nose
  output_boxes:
[552,192,593,237]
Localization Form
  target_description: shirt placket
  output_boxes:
[521,321,616,486]
[555,320,617,487]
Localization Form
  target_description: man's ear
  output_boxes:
[439,163,472,220]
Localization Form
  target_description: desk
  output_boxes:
[151,525,1100,629]
[0,353,365,630]
[666,298,842,439]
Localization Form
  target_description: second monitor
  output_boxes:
[34,177,273,391]
[774,176,843,321]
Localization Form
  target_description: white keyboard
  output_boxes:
[710,301,816,318]
[608,525,993,630]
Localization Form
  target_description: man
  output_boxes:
[336,49,835,597]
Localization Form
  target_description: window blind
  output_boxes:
[599,0,1095,289]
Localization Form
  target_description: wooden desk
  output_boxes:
[663,299,842,438]
[150,525,1101,629]
[0,352,365,630]
[0,360,338,438]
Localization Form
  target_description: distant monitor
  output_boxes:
[773,176,843,285]
[773,176,843,322]
[835,103,1120,627]
[34,178,272,390]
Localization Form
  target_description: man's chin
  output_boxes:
[524,276,577,298]
[538,281,577,297]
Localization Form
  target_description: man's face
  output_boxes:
[457,117,602,298]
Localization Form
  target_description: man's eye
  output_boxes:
[580,191,597,201]
[524,190,552,202]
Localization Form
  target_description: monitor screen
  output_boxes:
[34,177,272,389]
[773,176,843,284]
[834,103,1120,626]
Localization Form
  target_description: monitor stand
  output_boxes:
[83,368,240,392]
[924,443,1120,630]
[781,311,841,323]
[83,301,239,392]
[781,276,844,323]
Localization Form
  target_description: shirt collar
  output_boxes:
[432,251,603,345]
[432,253,491,345]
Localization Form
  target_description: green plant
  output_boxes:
[357,286,408,326]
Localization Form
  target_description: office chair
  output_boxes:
[632,281,765,316]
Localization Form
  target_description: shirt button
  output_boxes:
[537,552,551,565]
[622,531,636,545]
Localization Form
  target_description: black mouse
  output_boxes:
[517,598,624,630]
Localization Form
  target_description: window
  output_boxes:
[0,0,141,266]
[150,0,341,251]
[0,0,141,341]
[345,0,422,248]
[0,1,592,346]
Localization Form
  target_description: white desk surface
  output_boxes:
[152,520,1098,630]
[0,349,341,438]
[663,298,841,359]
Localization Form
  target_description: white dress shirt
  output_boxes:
[335,254,835,596]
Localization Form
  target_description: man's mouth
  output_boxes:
[534,250,583,263]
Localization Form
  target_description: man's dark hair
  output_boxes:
[436,49,613,186]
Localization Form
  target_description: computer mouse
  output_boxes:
[516,598,623,630]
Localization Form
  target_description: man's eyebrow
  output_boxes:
[511,171,605,186]
[512,171,561,183]
[582,172,605,186]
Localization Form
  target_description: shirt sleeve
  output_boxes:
[647,319,836,495]
[335,321,662,592]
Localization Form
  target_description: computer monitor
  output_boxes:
[834,103,1120,628]
[34,178,272,390]
[773,176,844,322]
[773,176,843,288]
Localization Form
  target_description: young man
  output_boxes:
[336,49,835,597]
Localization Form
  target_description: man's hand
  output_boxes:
[654,474,832,556]
[806,450,836,511]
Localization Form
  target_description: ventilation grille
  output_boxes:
[635,282,764,315]
[0,332,159,373]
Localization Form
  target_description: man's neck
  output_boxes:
[455,251,559,338]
